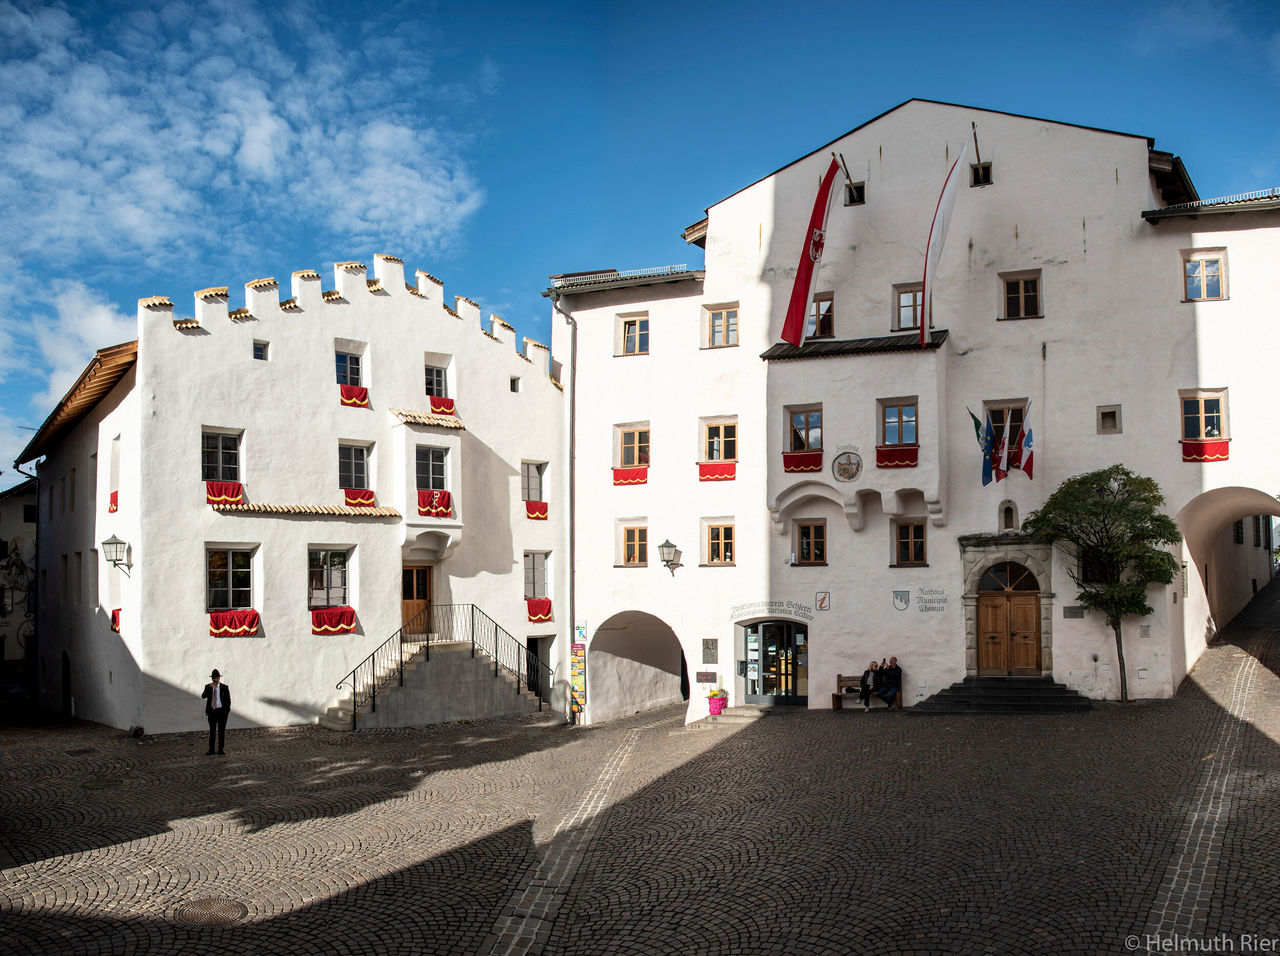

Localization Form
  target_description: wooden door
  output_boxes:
[1008,595,1042,675]
[977,595,1009,675]
[401,565,431,636]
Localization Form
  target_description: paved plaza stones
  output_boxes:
[4,590,1280,954]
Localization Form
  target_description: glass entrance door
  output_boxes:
[744,621,808,704]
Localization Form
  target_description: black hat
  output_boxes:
[210,669,221,679]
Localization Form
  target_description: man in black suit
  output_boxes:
[201,669,230,755]
[877,656,903,708]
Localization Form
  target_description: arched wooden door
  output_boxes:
[977,562,1042,676]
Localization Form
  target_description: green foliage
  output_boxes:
[1022,464,1181,701]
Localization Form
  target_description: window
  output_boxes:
[621,315,649,356]
[510,377,521,392]
[46,487,52,520]
[524,552,548,599]
[707,306,739,348]
[206,548,253,610]
[807,292,834,339]
[704,422,737,461]
[415,447,447,490]
[789,406,823,451]
[522,462,545,502]
[1002,272,1041,319]
[1080,550,1106,584]
[971,162,992,187]
[1097,405,1122,435]
[202,433,240,482]
[708,524,734,565]
[339,445,367,490]
[308,549,349,608]
[797,522,826,565]
[69,468,76,512]
[987,403,1026,450]
[844,181,865,205]
[1183,250,1226,301]
[23,504,36,523]
[1253,516,1262,548]
[59,477,65,515]
[0,539,7,559]
[620,428,650,467]
[1181,394,1225,439]
[1233,520,1245,545]
[425,365,447,397]
[881,401,918,446]
[624,527,648,566]
[335,351,362,386]
[253,341,269,361]
[73,552,81,605]
[895,521,927,566]
[999,501,1019,533]
[894,284,922,332]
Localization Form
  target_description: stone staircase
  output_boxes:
[908,676,1092,715]
[319,639,546,731]
[669,704,771,735]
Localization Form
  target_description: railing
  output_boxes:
[335,603,557,730]
[550,264,690,290]
[1162,187,1280,211]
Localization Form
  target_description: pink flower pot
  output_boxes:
[708,696,727,716]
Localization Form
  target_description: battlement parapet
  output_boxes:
[194,286,229,325]
[246,277,278,291]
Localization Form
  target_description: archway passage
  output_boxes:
[587,611,687,724]
[977,562,1042,676]
[1175,486,1279,630]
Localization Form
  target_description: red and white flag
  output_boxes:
[780,157,841,347]
[919,141,968,347]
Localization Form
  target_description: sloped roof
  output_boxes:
[761,330,948,361]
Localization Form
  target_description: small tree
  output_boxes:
[1021,464,1181,702]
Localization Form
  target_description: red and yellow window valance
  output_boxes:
[340,385,370,407]
[527,597,552,622]
[698,462,736,482]
[782,451,823,473]
[1181,439,1229,462]
[209,609,261,637]
[344,488,375,507]
[108,490,118,513]
[525,500,548,520]
[206,481,244,505]
[111,608,121,633]
[312,606,356,635]
[418,489,454,517]
[875,445,919,468]
[428,396,456,416]
[612,467,648,485]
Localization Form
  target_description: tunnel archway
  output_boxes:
[1175,486,1279,631]
[586,610,687,724]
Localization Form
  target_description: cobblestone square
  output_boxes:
[4,595,1280,955]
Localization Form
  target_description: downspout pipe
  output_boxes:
[549,291,579,723]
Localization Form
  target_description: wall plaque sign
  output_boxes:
[702,638,718,664]
[696,671,718,684]
[832,451,863,483]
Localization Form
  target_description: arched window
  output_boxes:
[999,499,1019,532]
[979,562,1039,592]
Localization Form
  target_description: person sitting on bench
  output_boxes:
[858,660,879,711]
[877,656,902,708]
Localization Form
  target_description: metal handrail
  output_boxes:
[551,264,689,289]
[1162,187,1280,211]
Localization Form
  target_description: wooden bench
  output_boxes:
[831,673,903,710]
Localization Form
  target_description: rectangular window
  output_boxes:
[1253,516,1262,548]
[253,341,269,361]
[844,181,865,205]
[881,401,918,446]
[807,292,834,339]
[202,433,240,482]
[1184,250,1226,301]
[789,406,823,451]
[797,522,826,565]
[620,428,650,467]
[707,307,738,348]
[23,504,36,523]
[425,365,447,397]
[1002,273,1041,319]
[708,524,735,565]
[415,447,447,491]
[69,468,76,512]
[206,548,253,610]
[308,549,349,608]
[624,527,648,566]
[971,162,992,187]
[73,552,82,605]
[339,445,367,490]
[894,284,922,331]
[522,462,545,502]
[1097,405,1122,435]
[622,317,649,355]
[987,404,1026,450]
[704,423,737,461]
[895,521,927,566]
[524,552,548,599]
[47,487,53,520]
[1233,520,1245,545]
[1181,396,1224,439]
[335,351,362,386]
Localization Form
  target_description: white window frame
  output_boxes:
[308,548,351,609]
[415,446,448,491]
[339,443,369,490]
[523,551,549,599]
[201,430,241,482]
[522,462,546,502]
[206,546,255,611]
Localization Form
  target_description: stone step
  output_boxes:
[909,677,1092,715]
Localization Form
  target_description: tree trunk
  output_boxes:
[1112,620,1128,703]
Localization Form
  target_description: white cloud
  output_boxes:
[30,282,137,408]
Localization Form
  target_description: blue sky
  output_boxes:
[1,0,1278,491]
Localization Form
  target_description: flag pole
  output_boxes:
[971,122,982,166]
[834,151,855,189]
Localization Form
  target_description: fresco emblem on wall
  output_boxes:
[832,451,863,483]
[893,590,910,611]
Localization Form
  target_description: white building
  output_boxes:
[0,478,37,677]
[17,257,568,733]
[549,100,1279,723]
